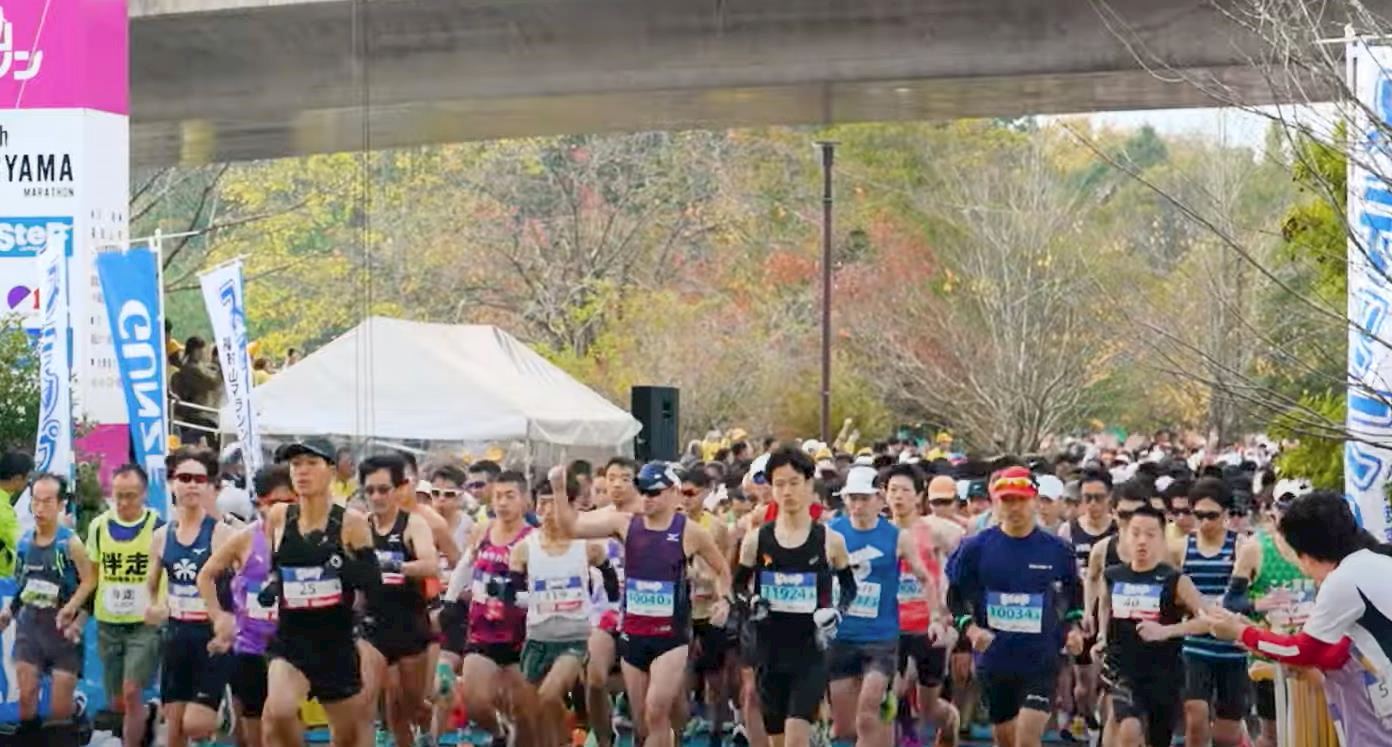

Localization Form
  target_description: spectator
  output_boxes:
[330,447,357,504]
[252,357,272,386]
[170,336,223,448]
[0,451,32,577]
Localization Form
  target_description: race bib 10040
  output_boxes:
[625,579,675,618]
[985,591,1044,634]
[760,571,817,614]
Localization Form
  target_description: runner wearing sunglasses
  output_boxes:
[145,447,238,747]
[197,465,294,747]
[947,466,1084,747]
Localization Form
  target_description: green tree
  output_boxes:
[0,317,39,452]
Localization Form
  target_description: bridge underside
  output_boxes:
[130,0,1343,166]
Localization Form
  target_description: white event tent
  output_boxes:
[219,317,640,461]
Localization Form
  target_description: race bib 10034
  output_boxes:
[985,591,1044,634]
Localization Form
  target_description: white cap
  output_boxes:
[750,453,771,479]
[1155,475,1175,495]
[802,439,825,455]
[415,480,433,495]
[854,455,874,467]
[839,466,878,496]
[1036,474,1064,501]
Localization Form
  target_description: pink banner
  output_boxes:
[75,422,131,494]
[0,0,128,114]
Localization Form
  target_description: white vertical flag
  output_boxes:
[32,233,73,480]
[199,261,262,471]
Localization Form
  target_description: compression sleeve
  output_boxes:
[1061,549,1084,624]
[1238,627,1353,670]
[1223,576,1254,615]
[835,565,857,614]
[946,537,981,630]
[598,560,621,602]
[732,564,754,596]
[500,570,527,605]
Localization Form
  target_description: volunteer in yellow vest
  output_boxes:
[0,452,33,578]
[86,464,166,747]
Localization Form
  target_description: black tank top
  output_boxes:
[273,504,354,635]
[371,510,423,613]
[1103,562,1183,681]
[753,522,832,645]
[1068,518,1116,575]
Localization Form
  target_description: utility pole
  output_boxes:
[816,141,836,445]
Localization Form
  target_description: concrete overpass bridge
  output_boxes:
[130,0,1356,167]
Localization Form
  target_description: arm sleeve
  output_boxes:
[1060,542,1084,623]
[1223,576,1254,615]
[1239,627,1353,670]
[732,564,754,597]
[835,565,858,614]
[946,537,981,629]
[342,546,383,598]
[598,560,621,602]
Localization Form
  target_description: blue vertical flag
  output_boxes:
[95,246,169,516]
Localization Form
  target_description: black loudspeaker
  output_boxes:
[631,386,679,462]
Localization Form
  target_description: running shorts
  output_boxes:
[897,635,947,688]
[268,627,362,704]
[464,641,523,668]
[363,608,432,664]
[521,639,588,684]
[691,619,733,675]
[756,653,829,735]
[620,634,687,673]
[438,601,469,657]
[1110,675,1182,747]
[829,639,898,681]
[97,622,161,697]
[230,653,269,718]
[981,666,1057,725]
[15,610,82,675]
[1182,653,1250,721]
[161,624,233,710]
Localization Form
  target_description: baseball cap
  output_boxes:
[749,453,771,482]
[274,437,336,464]
[927,475,957,501]
[636,462,682,495]
[990,466,1038,500]
[1273,477,1312,503]
[1036,474,1064,501]
[838,466,878,497]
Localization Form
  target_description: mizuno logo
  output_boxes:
[1028,564,1052,570]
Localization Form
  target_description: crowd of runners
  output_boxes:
[1,432,1390,747]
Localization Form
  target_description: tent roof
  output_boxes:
[220,317,640,447]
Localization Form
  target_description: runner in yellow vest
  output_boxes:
[86,465,166,747]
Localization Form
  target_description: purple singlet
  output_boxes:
[621,513,689,638]
[231,521,277,655]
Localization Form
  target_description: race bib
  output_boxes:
[377,550,405,585]
[245,581,278,622]
[985,591,1044,634]
[1110,582,1162,621]
[898,572,924,603]
[625,579,675,618]
[19,578,60,609]
[760,571,817,614]
[848,581,882,619]
[102,583,149,617]
[281,565,343,609]
[168,583,208,621]
[531,576,587,616]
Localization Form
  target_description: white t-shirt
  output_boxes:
[1304,549,1392,681]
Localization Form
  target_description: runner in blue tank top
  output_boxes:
[826,465,936,746]
[1178,477,1253,747]
[555,461,730,747]
[947,466,1084,747]
[145,447,238,747]
[0,473,94,746]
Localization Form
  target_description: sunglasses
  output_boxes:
[1116,509,1136,521]
[432,489,460,499]
[173,473,209,485]
[363,484,397,496]
[928,497,956,506]
[1229,509,1248,518]
[465,481,488,490]
[1193,510,1223,521]
[1082,493,1109,502]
